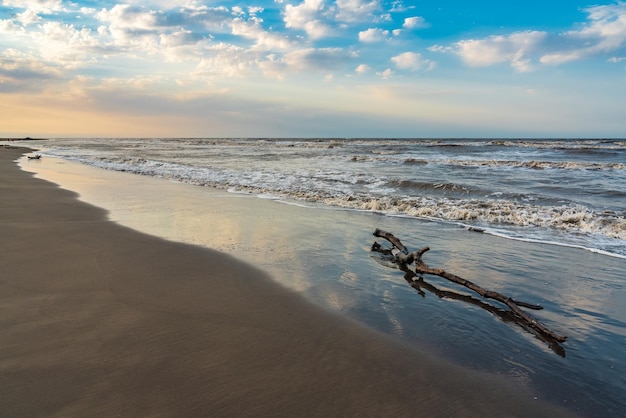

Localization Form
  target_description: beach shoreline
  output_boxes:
[1,146,577,417]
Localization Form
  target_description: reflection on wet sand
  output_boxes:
[370,238,567,357]
[403,269,566,357]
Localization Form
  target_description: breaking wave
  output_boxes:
[33,137,626,258]
[440,159,626,171]
[52,153,626,246]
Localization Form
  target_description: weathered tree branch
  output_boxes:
[398,267,566,357]
[374,228,409,254]
[371,229,567,344]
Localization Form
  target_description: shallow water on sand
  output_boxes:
[20,155,626,417]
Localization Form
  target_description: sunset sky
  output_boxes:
[1,0,626,138]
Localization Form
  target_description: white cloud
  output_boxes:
[378,68,393,79]
[391,51,434,71]
[95,4,160,49]
[95,4,233,43]
[0,49,62,93]
[403,16,427,29]
[257,48,354,81]
[97,75,167,92]
[283,0,333,39]
[539,52,582,65]
[282,47,355,71]
[355,63,370,73]
[454,31,546,72]
[257,55,288,79]
[194,44,254,79]
[176,5,233,32]
[34,22,101,68]
[297,19,331,40]
[159,29,198,48]
[541,2,626,64]
[80,7,97,15]
[577,2,626,48]
[2,0,62,13]
[122,0,192,8]
[90,4,238,62]
[437,2,626,70]
[258,47,357,78]
[0,19,21,33]
[231,18,293,51]
[96,4,161,31]
[248,6,264,16]
[389,0,413,13]
[428,45,450,53]
[336,0,382,22]
[16,10,42,26]
[358,28,388,42]
[280,0,386,39]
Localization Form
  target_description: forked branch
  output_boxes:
[372,228,566,344]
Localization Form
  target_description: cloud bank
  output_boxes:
[1,0,625,137]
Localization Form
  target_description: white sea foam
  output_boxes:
[69,151,626,245]
[440,159,626,171]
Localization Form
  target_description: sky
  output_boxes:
[1,0,625,138]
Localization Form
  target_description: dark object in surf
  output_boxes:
[27,155,41,160]
[371,228,567,355]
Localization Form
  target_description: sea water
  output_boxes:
[18,138,626,417]
[26,138,625,257]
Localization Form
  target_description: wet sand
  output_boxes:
[0,146,576,417]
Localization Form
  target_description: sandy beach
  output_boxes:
[0,146,577,417]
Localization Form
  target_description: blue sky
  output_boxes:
[1,0,625,138]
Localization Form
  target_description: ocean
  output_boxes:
[18,137,626,416]
[28,138,625,257]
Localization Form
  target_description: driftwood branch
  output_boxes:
[373,229,409,254]
[397,265,566,357]
[372,228,567,346]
